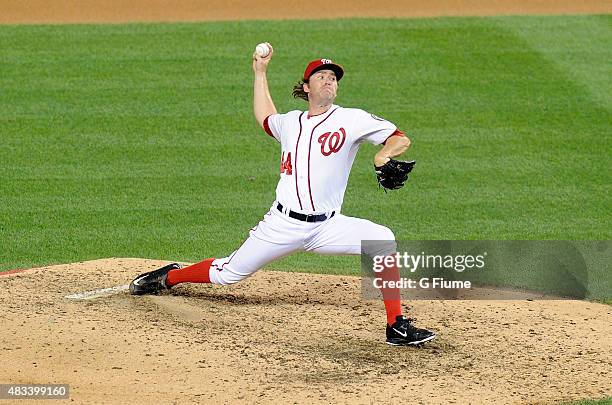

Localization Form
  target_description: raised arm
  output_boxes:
[252,43,277,128]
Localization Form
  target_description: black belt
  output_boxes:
[276,203,335,223]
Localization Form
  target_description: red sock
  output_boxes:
[379,263,403,325]
[166,258,214,286]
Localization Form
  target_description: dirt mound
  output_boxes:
[1,258,610,403]
[2,0,611,24]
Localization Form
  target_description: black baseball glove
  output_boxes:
[375,159,416,191]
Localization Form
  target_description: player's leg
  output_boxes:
[130,236,299,294]
[304,214,401,323]
[130,208,303,293]
[304,214,396,255]
[305,214,435,345]
[194,234,299,286]
[169,208,303,286]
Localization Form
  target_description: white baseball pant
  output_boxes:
[209,202,396,285]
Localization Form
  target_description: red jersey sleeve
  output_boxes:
[382,129,406,145]
[263,116,275,138]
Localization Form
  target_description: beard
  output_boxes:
[318,87,336,102]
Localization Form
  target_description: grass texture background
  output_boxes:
[0,15,610,274]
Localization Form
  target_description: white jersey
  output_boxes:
[264,105,397,213]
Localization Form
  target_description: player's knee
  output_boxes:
[368,224,395,242]
[362,225,397,257]
[377,225,395,241]
[377,226,396,255]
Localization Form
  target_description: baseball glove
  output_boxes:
[375,159,416,191]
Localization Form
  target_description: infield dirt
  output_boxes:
[1,258,611,403]
[2,1,611,403]
[1,0,612,24]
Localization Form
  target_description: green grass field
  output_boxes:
[1,15,610,274]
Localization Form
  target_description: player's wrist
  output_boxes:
[374,154,390,168]
[253,67,268,75]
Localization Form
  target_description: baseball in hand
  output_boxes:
[255,43,271,58]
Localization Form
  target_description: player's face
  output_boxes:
[305,69,338,103]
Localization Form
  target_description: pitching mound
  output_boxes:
[1,258,610,403]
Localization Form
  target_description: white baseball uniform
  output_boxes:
[209,104,401,285]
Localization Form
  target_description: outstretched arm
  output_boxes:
[253,43,277,128]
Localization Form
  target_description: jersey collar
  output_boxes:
[307,104,338,119]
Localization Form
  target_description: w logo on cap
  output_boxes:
[321,58,333,64]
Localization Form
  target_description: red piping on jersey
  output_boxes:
[263,116,277,140]
[307,107,339,211]
[382,128,405,145]
[294,112,305,210]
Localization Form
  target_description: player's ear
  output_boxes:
[303,81,310,93]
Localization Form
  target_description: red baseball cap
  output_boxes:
[303,58,344,82]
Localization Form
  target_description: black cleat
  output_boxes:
[386,315,436,346]
[129,263,181,295]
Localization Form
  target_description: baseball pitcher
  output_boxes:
[129,43,435,346]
